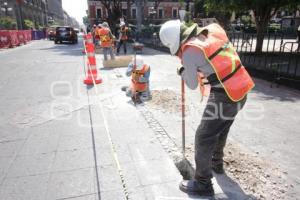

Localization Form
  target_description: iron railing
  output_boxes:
[140,31,300,88]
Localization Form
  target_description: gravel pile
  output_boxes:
[222,142,292,200]
[185,142,292,200]
[147,90,188,113]
[146,89,294,200]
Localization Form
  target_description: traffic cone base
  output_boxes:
[83,78,102,85]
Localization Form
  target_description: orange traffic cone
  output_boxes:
[84,33,102,85]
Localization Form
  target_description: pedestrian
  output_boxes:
[123,55,151,103]
[98,22,115,61]
[159,20,255,196]
[117,21,129,55]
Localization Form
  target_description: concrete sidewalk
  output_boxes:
[0,40,217,200]
[1,40,298,200]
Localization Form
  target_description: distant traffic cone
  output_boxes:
[84,33,102,85]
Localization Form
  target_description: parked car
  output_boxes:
[54,26,78,44]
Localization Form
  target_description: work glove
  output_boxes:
[177,66,185,76]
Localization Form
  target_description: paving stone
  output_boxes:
[0,140,24,157]
[52,148,94,172]
[100,189,126,200]
[118,162,141,193]
[57,132,93,151]
[97,164,124,192]
[0,174,49,200]
[6,153,55,178]
[95,144,117,167]
[133,158,181,186]
[46,168,96,200]
[128,141,169,162]
[0,124,29,142]
[0,156,14,183]
[55,193,99,200]
[18,132,60,156]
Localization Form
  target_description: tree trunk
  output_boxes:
[255,18,269,53]
[136,0,143,33]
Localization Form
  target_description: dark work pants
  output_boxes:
[117,40,127,54]
[194,88,247,181]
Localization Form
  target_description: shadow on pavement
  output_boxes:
[38,40,84,57]
[252,79,300,102]
[213,173,257,200]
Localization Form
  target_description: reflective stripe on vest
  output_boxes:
[89,64,97,70]
[86,52,95,57]
[180,23,255,102]
[86,38,93,44]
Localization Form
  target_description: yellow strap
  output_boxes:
[218,43,240,73]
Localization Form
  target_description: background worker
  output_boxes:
[117,22,129,55]
[159,20,254,196]
[91,24,98,45]
[98,22,115,61]
[123,55,151,103]
[94,24,101,46]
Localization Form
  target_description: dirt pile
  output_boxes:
[223,143,292,200]
[185,142,292,200]
[147,90,188,113]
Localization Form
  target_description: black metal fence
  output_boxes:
[228,32,300,88]
[140,31,300,88]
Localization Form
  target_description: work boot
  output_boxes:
[121,86,128,92]
[179,180,214,196]
[212,162,224,174]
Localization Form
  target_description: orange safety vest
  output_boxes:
[94,27,100,39]
[98,28,112,47]
[179,23,255,102]
[120,27,129,41]
[131,64,150,92]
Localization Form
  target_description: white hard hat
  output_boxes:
[159,20,181,55]
[132,55,144,70]
[120,21,125,26]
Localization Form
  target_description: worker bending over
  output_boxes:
[159,20,254,196]
[124,56,151,103]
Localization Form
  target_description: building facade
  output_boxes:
[0,0,77,29]
[0,0,48,29]
[47,0,64,25]
[87,0,194,25]
[63,10,80,28]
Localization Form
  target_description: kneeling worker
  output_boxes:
[159,20,254,196]
[98,22,115,61]
[124,56,151,103]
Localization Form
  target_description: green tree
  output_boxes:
[24,19,34,30]
[100,0,123,33]
[204,0,299,52]
[0,16,17,30]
